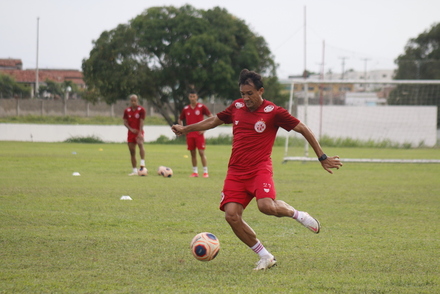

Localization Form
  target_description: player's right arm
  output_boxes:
[172,116,223,136]
[123,118,137,134]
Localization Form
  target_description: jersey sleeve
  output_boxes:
[202,104,212,116]
[140,107,146,120]
[275,107,300,131]
[179,108,186,121]
[216,102,235,124]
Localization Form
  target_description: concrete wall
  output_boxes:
[0,124,233,143]
[294,105,438,147]
[0,105,437,147]
[0,98,227,118]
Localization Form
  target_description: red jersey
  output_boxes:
[123,106,146,133]
[217,99,300,173]
[179,103,212,137]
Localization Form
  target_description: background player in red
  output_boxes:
[123,94,146,176]
[178,90,214,178]
[172,69,342,270]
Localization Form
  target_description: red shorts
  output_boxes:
[186,133,205,150]
[127,131,144,143]
[219,168,276,211]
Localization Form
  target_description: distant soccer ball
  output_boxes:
[190,232,220,261]
[157,166,173,178]
[138,167,148,176]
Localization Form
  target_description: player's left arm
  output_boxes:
[293,122,342,174]
[136,109,146,141]
[138,118,144,136]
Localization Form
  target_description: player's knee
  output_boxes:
[224,212,241,225]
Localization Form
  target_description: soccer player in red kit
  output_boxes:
[172,69,342,270]
[178,90,213,178]
[123,94,146,176]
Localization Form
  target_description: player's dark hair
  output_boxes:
[188,89,198,95]
[238,69,263,90]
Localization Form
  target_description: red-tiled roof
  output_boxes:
[0,69,84,85]
[0,58,23,69]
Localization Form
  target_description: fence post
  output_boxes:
[16,98,20,116]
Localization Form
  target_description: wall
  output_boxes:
[0,124,233,143]
[0,98,228,118]
[295,105,438,147]
[0,104,437,147]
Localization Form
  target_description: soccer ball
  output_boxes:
[190,232,220,261]
[157,166,173,178]
[138,167,148,176]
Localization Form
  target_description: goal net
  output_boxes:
[282,79,440,163]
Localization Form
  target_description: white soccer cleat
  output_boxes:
[253,256,277,271]
[296,212,321,234]
[128,172,138,176]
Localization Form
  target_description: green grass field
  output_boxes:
[1,142,439,293]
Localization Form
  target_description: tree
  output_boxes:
[38,80,78,100]
[391,23,440,126]
[82,5,284,125]
[0,73,30,98]
[395,23,440,80]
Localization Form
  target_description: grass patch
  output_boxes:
[64,135,105,143]
[0,142,439,293]
[149,134,439,148]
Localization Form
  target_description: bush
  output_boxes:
[64,135,104,143]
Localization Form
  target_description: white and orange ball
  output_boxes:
[190,232,220,261]
[157,166,173,178]
[138,167,148,176]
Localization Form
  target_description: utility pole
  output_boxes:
[362,58,370,79]
[303,5,309,157]
[361,58,370,91]
[339,57,348,80]
[35,17,40,98]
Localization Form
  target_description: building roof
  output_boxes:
[0,58,23,69]
[0,68,84,85]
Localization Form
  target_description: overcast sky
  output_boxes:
[1,0,439,79]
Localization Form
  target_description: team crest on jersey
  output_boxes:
[264,105,275,112]
[254,120,266,133]
[195,110,200,115]
[135,113,140,119]
[263,183,271,193]
[235,102,244,109]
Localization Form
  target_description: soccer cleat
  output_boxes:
[190,173,199,177]
[128,172,138,176]
[253,256,277,271]
[296,212,321,233]
[203,173,209,178]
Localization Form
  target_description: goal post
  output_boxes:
[283,79,440,164]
